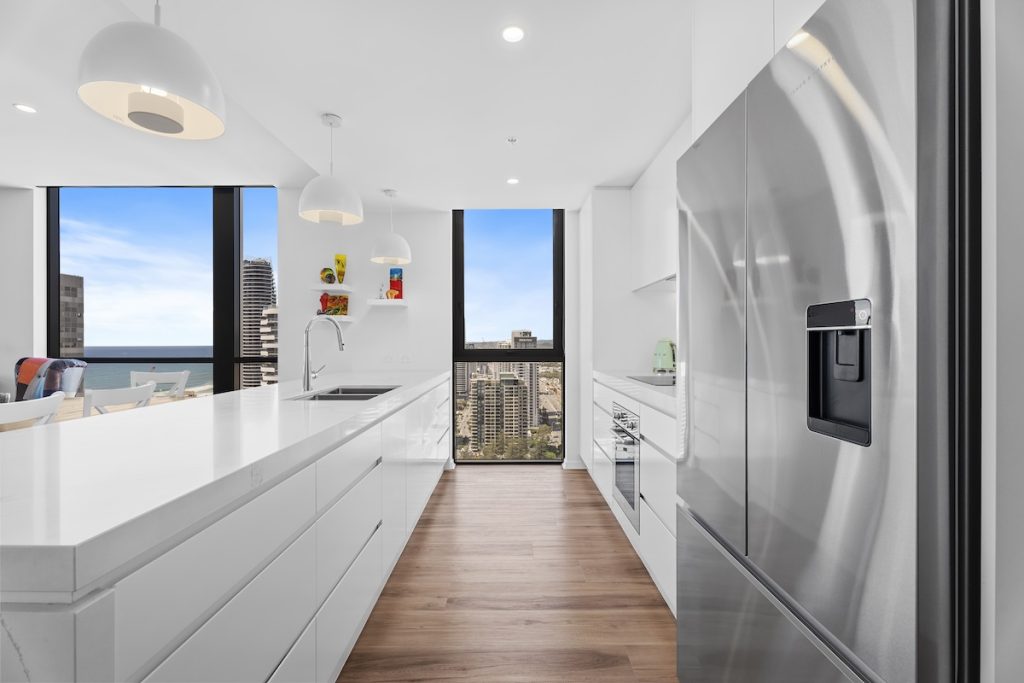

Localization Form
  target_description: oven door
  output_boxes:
[611,427,640,531]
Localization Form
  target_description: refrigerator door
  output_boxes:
[676,95,748,554]
[677,506,855,682]
[745,0,916,680]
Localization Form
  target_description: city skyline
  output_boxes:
[456,328,562,461]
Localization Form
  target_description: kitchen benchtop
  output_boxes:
[0,370,449,601]
[593,368,681,416]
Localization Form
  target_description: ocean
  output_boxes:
[81,346,215,390]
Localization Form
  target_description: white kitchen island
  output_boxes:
[0,370,451,683]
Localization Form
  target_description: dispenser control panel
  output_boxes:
[806,299,872,446]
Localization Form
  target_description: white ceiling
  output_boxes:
[1,0,692,211]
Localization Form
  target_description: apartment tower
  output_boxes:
[241,258,277,388]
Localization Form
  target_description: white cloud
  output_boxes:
[60,217,213,347]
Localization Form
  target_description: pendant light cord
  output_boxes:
[329,125,334,176]
[389,193,394,234]
[154,0,161,26]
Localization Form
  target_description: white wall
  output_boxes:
[578,195,595,469]
[277,189,451,382]
[981,0,1024,679]
[0,187,46,397]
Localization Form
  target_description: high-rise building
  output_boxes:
[241,258,277,388]
[469,372,527,451]
[259,306,279,385]
[59,274,84,355]
[509,330,540,426]
[454,362,469,400]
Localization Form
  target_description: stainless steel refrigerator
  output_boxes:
[675,0,975,680]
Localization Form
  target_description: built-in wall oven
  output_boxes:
[611,402,640,531]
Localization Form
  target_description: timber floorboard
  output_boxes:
[338,465,676,683]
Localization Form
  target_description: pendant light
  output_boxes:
[370,189,412,265]
[298,113,364,225]
[78,0,226,139]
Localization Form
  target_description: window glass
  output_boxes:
[58,187,213,395]
[462,209,554,349]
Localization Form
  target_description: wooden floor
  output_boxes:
[339,465,677,682]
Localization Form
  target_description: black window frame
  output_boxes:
[46,186,278,394]
[451,208,566,464]
[452,208,565,363]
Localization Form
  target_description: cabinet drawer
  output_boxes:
[639,441,676,536]
[593,401,615,461]
[316,465,383,604]
[640,404,676,457]
[316,531,383,683]
[267,618,315,683]
[316,425,381,513]
[592,441,613,501]
[639,499,676,615]
[116,466,316,681]
[144,526,316,683]
[593,381,616,415]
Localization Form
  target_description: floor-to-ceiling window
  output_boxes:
[47,186,278,403]
[453,209,565,462]
[240,187,279,388]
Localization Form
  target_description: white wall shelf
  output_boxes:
[366,299,407,308]
[311,283,353,293]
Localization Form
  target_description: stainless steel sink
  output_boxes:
[628,374,676,387]
[295,386,398,401]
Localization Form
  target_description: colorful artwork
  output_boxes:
[388,267,403,300]
[320,294,349,316]
[319,267,336,284]
[334,254,347,284]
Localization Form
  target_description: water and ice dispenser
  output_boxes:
[807,299,872,446]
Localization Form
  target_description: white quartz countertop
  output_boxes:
[0,370,448,600]
[593,369,679,416]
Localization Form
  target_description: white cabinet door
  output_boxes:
[316,425,381,512]
[629,122,691,290]
[267,619,315,683]
[692,0,773,139]
[639,499,676,615]
[116,466,316,682]
[316,466,383,604]
[639,440,676,537]
[774,0,826,50]
[592,442,613,502]
[315,532,382,683]
[144,526,316,683]
[381,410,407,572]
[593,401,614,464]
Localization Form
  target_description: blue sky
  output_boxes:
[463,209,554,342]
[60,187,277,347]
[59,191,548,347]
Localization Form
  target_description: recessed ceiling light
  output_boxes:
[507,177,520,185]
[13,103,37,114]
[502,26,525,43]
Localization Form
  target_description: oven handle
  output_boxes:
[611,427,637,446]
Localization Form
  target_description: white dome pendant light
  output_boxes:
[78,0,226,139]
[298,113,364,225]
[370,189,412,265]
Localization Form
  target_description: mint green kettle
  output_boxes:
[653,338,677,373]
